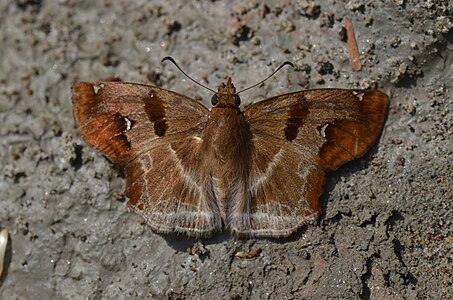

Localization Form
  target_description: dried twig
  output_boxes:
[345,16,362,71]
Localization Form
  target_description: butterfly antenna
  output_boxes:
[161,57,216,93]
[237,61,294,94]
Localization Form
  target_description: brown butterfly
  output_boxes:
[71,61,388,238]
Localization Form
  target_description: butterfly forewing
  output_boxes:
[245,89,389,170]
[72,82,209,163]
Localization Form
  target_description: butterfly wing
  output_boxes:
[72,82,222,237]
[232,89,389,238]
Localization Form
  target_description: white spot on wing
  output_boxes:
[320,124,329,138]
[93,84,104,94]
[352,91,364,101]
[124,117,132,131]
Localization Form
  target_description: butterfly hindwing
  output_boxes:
[228,133,325,238]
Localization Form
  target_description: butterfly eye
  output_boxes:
[234,95,241,106]
[211,94,219,105]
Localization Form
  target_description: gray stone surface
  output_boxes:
[0,0,451,299]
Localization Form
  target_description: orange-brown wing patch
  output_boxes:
[71,81,209,164]
[245,89,389,171]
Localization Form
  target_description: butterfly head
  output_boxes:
[211,77,241,108]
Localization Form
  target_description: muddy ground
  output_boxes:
[0,1,451,299]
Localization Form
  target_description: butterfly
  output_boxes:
[71,64,388,239]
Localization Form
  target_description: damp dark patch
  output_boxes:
[111,162,126,178]
[230,25,254,46]
[71,143,83,171]
[14,171,27,183]
[360,255,374,299]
